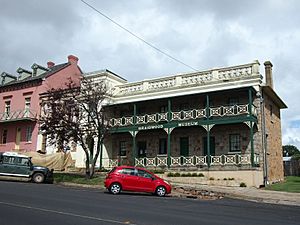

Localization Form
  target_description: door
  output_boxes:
[119,168,139,191]
[203,137,215,156]
[137,141,147,158]
[136,169,155,192]
[15,128,21,150]
[180,137,189,156]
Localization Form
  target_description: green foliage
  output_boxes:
[283,145,300,157]
[292,153,300,160]
[149,169,165,174]
[54,173,104,185]
[228,178,235,180]
[167,172,205,177]
[265,176,300,193]
[240,182,247,187]
[223,178,227,180]
[167,172,173,177]
[209,177,215,180]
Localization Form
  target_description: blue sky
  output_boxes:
[0,0,299,148]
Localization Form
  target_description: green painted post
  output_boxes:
[248,89,255,166]
[132,132,136,166]
[167,128,171,168]
[248,88,252,116]
[132,103,137,166]
[167,99,171,168]
[206,95,211,168]
[207,127,211,168]
[250,121,254,167]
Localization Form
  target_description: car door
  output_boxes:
[136,169,156,193]
[0,156,15,175]
[119,168,139,191]
[13,157,31,177]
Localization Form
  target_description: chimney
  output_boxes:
[264,61,273,88]
[68,55,79,65]
[47,61,55,68]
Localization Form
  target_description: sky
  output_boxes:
[0,0,300,148]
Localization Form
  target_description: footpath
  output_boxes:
[171,182,300,206]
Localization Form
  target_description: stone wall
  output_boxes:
[108,123,256,159]
[263,93,284,182]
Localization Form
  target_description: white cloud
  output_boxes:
[0,0,300,148]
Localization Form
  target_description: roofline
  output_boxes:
[84,69,127,82]
[262,85,287,109]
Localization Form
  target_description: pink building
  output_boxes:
[0,55,82,153]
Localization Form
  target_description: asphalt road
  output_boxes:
[0,181,299,225]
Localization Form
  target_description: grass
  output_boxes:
[265,176,300,193]
[54,173,105,185]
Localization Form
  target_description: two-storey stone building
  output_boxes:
[77,61,287,187]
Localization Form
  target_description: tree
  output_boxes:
[282,145,300,157]
[40,77,110,178]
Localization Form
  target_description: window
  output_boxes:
[229,134,241,152]
[270,104,273,117]
[119,141,126,156]
[1,129,8,144]
[160,105,168,113]
[24,97,31,116]
[118,168,135,176]
[5,101,10,116]
[26,126,32,142]
[137,169,153,179]
[3,156,12,164]
[228,97,239,106]
[159,138,167,154]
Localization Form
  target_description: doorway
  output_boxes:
[15,128,21,150]
[180,137,189,156]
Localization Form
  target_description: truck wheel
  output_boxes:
[33,173,45,183]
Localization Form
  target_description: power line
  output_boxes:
[80,0,198,72]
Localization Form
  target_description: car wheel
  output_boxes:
[156,186,166,197]
[33,173,45,183]
[109,183,121,195]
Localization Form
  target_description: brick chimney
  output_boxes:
[68,55,79,65]
[47,61,55,68]
[264,61,273,88]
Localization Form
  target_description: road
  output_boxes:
[0,181,299,225]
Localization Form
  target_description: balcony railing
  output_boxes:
[0,109,37,122]
[114,61,259,97]
[106,154,259,168]
[109,104,257,127]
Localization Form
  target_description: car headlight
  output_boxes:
[164,180,170,185]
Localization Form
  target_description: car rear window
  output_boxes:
[118,168,136,175]
[108,167,117,174]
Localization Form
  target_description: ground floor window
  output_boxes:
[26,126,32,142]
[229,134,241,152]
[119,141,126,156]
[159,138,167,154]
[1,129,8,144]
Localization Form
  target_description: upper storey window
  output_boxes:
[5,101,11,115]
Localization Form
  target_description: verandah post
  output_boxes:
[248,88,255,167]
[167,99,171,168]
[206,95,211,168]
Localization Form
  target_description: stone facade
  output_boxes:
[263,93,284,182]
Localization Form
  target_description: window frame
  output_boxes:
[229,134,241,153]
[1,129,8,144]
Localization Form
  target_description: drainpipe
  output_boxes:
[259,90,268,186]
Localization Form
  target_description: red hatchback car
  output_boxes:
[104,166,171,197]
